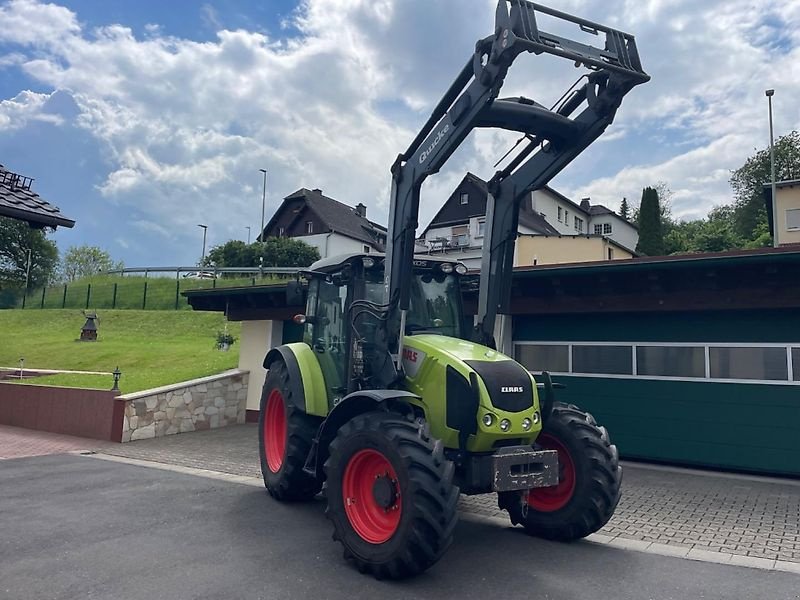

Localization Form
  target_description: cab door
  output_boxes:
[305,275,349,405]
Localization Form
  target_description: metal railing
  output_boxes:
[19,266,301,311]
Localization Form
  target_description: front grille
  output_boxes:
[465,359,533,412]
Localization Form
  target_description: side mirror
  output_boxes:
[286,280,305,306]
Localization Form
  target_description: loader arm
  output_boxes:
[379,0,649,379]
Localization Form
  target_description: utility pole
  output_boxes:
[766,89,778,248]
[259,168,267,244]
[198,224,208,265]
[245,226,251,245]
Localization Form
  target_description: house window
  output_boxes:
[564,210,569,224]
[594,224,603,235]
[558,207,563,222]
[709,347,788,381]
[306,221,314,234]
[574,216,583,232]
[603,223,612,234]
[364,245,370,253]
[793,348,799,381]
[477,219,486,237]
[608,248,614,260]
[278,226,285,237]
[451,225,469,247]
[787,208,800,230]
[460,193,469,205]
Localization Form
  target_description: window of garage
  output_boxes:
[514,341,800,385]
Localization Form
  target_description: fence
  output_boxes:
[19,267,298,311]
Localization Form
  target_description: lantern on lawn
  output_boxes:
[80,311,98,342]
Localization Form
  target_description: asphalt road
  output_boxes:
[1,454,797,600]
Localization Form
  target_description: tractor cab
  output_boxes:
[294,253,468,403]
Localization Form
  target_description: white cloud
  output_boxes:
[0,89,63,130]
[0,0,799,265]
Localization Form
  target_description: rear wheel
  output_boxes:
[324,412,459,579]
[258,361,321,501]
[498,402,621,540]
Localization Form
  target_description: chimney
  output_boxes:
[312,188,322,193]
[355,202,367,218]
[580,197,591,211]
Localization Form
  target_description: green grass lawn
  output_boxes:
[1,309,241,393]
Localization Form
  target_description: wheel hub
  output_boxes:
[372,474,398,509]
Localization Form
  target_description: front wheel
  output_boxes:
[324,412,459,579]
[258,361,321,501]
[498,402,621,540]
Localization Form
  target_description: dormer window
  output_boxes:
[278,226,285,237]
[460,192,469,205]
[306,221,314,234]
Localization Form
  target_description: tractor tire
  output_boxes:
[498,402,621,541]
[323,411,459,579]
[258,361,321,501]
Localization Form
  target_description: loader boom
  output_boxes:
[380,0,649,368]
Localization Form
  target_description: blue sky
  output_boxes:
[1,0,798,268]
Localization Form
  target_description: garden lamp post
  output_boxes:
[198,224,208,265]
[765,89,777,248]
[111,366,121,392]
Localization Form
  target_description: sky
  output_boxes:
[1,0,798,267]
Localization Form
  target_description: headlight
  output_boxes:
[362,257,375,268]
[439,263,454,274]
[454,263,468,275]
[521,418,532,431]
[482,413,495,427]
[499,419,511,432]
[532,411,541,424]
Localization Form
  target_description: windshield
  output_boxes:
[365,270,464,338]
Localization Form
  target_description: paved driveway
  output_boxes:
[0,424,111,460]
[100,423,800,566]
[1,454,799,600]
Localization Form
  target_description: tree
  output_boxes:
[203,240,259,269]
[636,187,664,256]
[203,237,320,269]
[0,217,59,296]
[61,245,123,281]
[730,130,800,241]
[619,197,630,221]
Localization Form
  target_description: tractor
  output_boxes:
[258,0,649,579]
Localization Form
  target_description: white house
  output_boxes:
[259,188,387,258]
[419,173,638,268]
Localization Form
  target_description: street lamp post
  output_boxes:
[245,226,251,245]
[259,168,267,244]
[198,224,208,265]
[766,89,777,248]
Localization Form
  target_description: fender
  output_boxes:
[263,343,328,417]
[303,389,422,479]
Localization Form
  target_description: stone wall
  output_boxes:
[118,370,249,442]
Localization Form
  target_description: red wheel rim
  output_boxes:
[264,389,286,473]
[527,433,576,512]
[342,449,402,544]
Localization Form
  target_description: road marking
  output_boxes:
[84,452,800,575]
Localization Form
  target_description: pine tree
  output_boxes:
[635,187,664,256]
[619,197,630,221]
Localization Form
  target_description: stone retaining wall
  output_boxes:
[118,370,249,442]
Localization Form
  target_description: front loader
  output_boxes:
[258,1,649,579]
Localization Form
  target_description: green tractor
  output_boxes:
[258,0,649,579]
